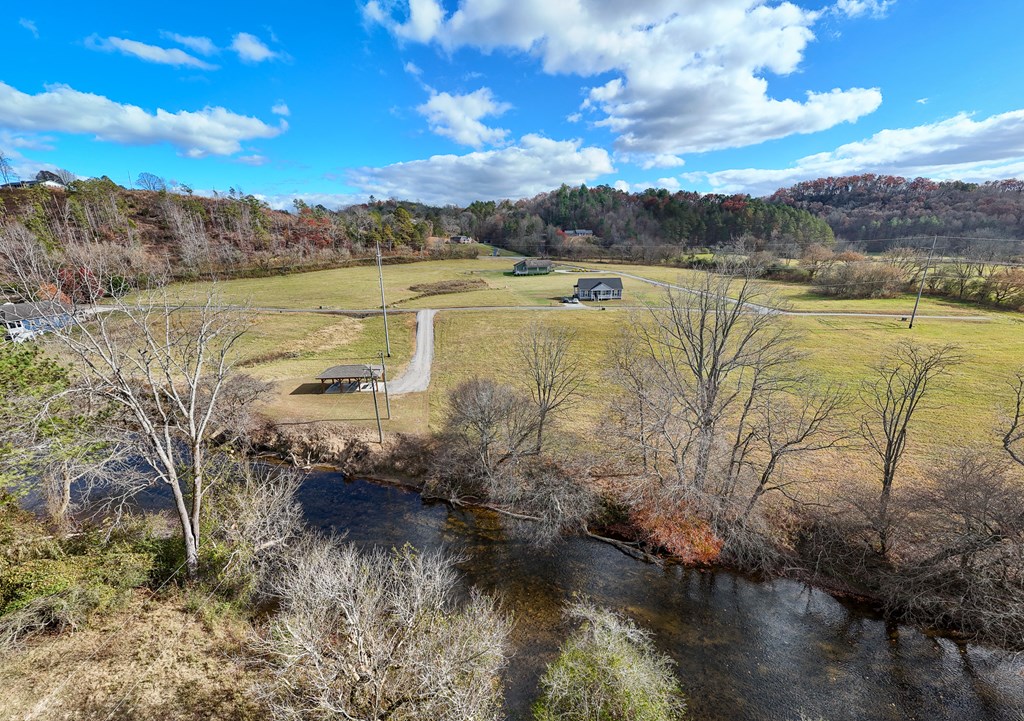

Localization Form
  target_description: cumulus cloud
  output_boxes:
[687,109,1024,196]
[231,32,278,63]
[0,81,286,157]
[87,35,218,70]
[417,87,511,148]
[271,101,290,117]
[19,18,39,39]
[160,31,218,56]
[364,1,882,155]
[834,0,896,19]
[639,154,686,170]
[404,61,422,76]
[349,134,613,205]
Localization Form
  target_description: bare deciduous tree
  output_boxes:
[1004,369,1024,468]
[256,538,510,721]
[610,271,850,567]
[135,172,166,192]
[517,322,585,453]
[0,151,15,185]
[442,377,539,480]
[54,295,255,576]
[623,272,793,496]
[886,451,1024,645]
[859,341,961,556]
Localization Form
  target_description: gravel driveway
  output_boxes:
[386,309,436,394]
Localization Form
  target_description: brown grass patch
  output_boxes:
[288,317,362,355]
[0,591,265,721]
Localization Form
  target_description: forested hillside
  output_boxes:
[0,179,835,288]
[771,174,1024,244]
[461,184,834,258]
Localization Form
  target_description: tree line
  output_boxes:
[771,174,1024,245]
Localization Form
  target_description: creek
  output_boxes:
[297,471,1024,721]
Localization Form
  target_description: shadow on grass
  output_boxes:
[290,383,332,395]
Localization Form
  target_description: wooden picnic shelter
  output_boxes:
[316,364,385,392]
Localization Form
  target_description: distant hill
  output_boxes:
[769,174,1024,246]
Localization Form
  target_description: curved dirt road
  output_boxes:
[386,309,436,395]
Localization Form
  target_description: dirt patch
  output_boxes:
[405,278,488,301]
[0,592,265,721]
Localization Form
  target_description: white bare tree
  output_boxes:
[256,537,510,721]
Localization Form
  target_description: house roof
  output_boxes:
[575,277,623,292]
[0,301,71,323]
[515,258,553,268]
[316,364,384,381]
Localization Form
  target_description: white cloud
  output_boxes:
[655,177,682,191]
[365,1,882,155]
[688,109,1024,196]
[0,81,287,157]
[349,134,613,204]
[0,131,55,152]
[916,97,929,105]
[416,87,511,148]
[404,61,422,76]
[231,32,278,63]
[271,101,290,117]
[364,0,443,42]
[639,154,686,170]
[613,180,631,192]
[160,31,218,56]
[87,35,218,70]
[256,192,367,211]
[19,18,38,39]
[235,154,270,166]
[834,0,896,19]
[566,112,582,123]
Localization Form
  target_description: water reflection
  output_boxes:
[298,472,1022,721]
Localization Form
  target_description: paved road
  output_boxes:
[387,309,436,395]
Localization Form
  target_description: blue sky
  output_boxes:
[3,0,1024,208]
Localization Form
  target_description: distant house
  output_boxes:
[1,171,67,191]
[574,277,623,301]
[0,301,74,342]
[563,229,594,237]
[449,235,474,244]
[513,259,554,276]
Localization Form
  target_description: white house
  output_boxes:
[574,277,623,301]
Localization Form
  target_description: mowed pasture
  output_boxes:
[175,255,997,317]
[187,256,1022,478]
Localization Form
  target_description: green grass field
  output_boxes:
[177,255,1021,475]
[171,255,997,317]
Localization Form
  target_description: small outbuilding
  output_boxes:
[513,259,554,276]
[574,277,623,301]
[1,301,73,342]
[316,364,385,393]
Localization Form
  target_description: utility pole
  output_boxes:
[909,235,938,330]
[376,239,391,357]
[370,365,384,444]
[380,352,391,419]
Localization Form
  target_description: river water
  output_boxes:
[296,471,1024,721]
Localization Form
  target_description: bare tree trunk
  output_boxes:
[860,341,961,557]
